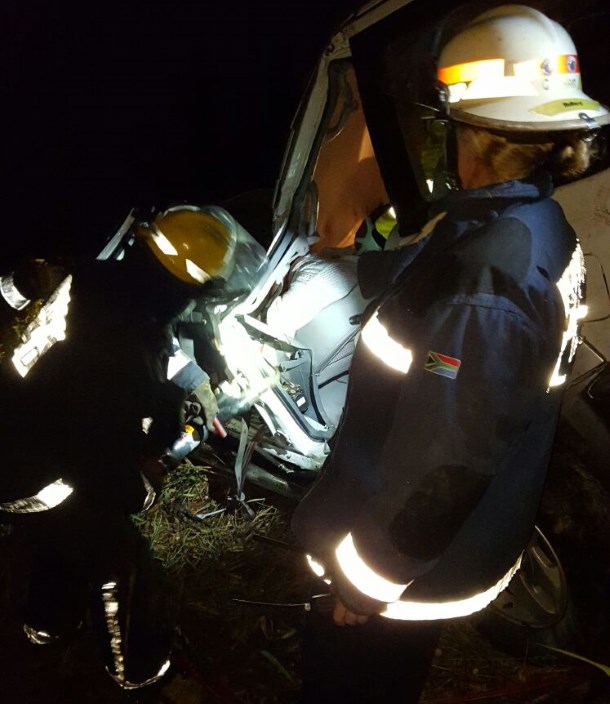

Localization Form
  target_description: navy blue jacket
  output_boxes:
[292,175,583,611]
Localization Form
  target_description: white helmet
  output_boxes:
[437,4,610,131]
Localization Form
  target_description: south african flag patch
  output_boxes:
[425,351,461,379]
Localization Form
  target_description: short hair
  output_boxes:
[457,124,594,182]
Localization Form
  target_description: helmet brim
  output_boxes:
[450,91,610,132]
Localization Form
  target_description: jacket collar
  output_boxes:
[430,173,554,219]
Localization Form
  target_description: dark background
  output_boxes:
[1,0,358,265]
[2,0,608,268]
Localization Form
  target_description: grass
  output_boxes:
[0,299,42,365]
[134,457,311,703]
[132,449,605,703]
[0,428,604,702]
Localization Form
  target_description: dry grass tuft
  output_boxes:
[135,458,311,702]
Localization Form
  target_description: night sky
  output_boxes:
[4,0,608,268]
[1,0,357,265]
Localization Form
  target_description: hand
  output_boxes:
[327,565,385,625]
[332,598,370,626]
[191,379,219,432]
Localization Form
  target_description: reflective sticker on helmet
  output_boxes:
[558,55,580,75]
[538,55,580,77]
[438,59,505,87]
[441,55,580,88]
[425,351,461,380]
[530,98,601,116]
[441,54,585,107]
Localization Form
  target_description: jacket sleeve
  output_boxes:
[166,336,210,394]
[333,294,553,609]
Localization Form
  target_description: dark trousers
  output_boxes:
[301,608,441,703]
[20,496,172,688]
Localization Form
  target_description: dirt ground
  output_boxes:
[1,430,609,704]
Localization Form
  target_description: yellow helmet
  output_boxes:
[136,205,236,286]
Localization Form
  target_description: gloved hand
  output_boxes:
[191,378,219,432]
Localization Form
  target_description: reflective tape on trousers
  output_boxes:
[102,580,171,690]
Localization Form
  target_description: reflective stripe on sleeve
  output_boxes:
[335,533,409,603]
[315,532,523,621]
[0,479,73,514]
[167,340,207,393]
[306,554,326,578]
[167,347,192,379]
[11,275,72,378]
[360,312,413,374]
[548,245,586,389]
[1,274,30,310]
[381,554,522,621]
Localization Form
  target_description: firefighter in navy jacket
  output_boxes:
[293,6,609,702]
[295,174,583,614]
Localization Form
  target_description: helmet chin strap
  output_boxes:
[578,112,599,143]
[441,119,461,191]
[433,81,461,192]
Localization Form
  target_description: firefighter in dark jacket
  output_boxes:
[0,205,234,692]
[292,6,609,702]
